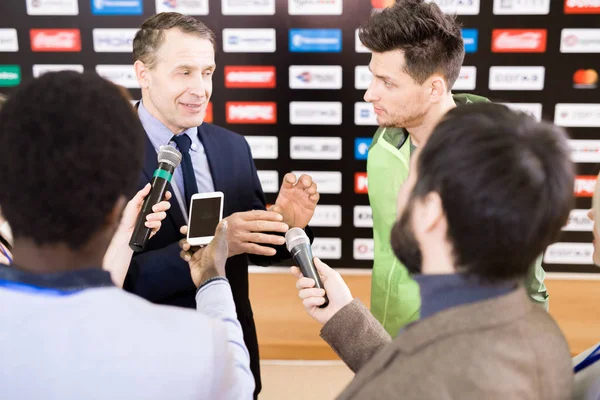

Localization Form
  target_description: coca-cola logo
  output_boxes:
[567,0,600,5]
[565,0,600,12]
[497,32,540,47]
[30,29,81,51]
[35,32,75,48]
[492,29,546,52]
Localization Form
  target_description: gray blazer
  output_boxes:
[322,287,573,400]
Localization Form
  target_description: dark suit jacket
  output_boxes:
[123,122,311,397]
[321,288,573,400]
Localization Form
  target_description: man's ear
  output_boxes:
[134,60,150,89]
[413,192,445,236]
[428,75,448,104]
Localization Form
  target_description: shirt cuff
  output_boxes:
[195,278,237,320]
[196,276,228,293]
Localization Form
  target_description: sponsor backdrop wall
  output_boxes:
[1,0,600,273]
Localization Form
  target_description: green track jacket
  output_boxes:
[367,93,550,336]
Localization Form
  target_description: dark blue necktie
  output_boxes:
[171,133,199,213]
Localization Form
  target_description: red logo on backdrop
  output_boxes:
[225,102,277,124]
[224,66,276,89]
[162,0,177,7]
[491,29,547,53]
[355,172,368,194]
[204,102,213,124]
[30,29,81,52]
[564,0,600,14]
[575,175,597,197]
[573,69,598,88]
[370,0,395,8]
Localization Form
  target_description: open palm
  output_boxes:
[271,173,319,228]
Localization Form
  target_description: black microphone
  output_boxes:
[129,145,182,252]
[285,228,329,308]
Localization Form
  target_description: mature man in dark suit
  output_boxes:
[125,13,319,398]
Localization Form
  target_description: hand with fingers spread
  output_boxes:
[224,210,289,257]
[103,184,172,287]
[270,173,319,229]
[179,221,229,287]
[291,257,353,325]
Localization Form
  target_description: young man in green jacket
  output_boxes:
[359,0,549,336]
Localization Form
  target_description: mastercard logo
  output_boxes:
[371,0,395,8]
[573,69,598,87]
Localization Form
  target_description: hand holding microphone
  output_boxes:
[286,228,353,325]
[129,145,182,252]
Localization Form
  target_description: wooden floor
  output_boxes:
[259,361,353,400]
[249,269,600,359]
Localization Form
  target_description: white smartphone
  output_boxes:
[187,192,224,247]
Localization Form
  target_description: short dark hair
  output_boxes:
[358,0,464,89]
[133,12,216,69]
[411,103,574,282]
[0,71,144,249]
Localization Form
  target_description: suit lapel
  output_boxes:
[142,135,186,231]
[197,124,224,192]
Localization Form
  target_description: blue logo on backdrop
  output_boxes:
[289,29,342,53]
[91,0,143,15]
[461,29,478,53]
[355,138,372,160]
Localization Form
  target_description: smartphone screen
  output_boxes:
[188,196,222,238]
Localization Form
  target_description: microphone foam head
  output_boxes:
[285,227,310,252]
[158,145,182,168]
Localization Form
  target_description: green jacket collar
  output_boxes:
[370,93,490,150]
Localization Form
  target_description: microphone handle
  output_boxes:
[129,163,175,252]
[292,244,329,308]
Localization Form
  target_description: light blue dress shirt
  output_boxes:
[138,101,215,217]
